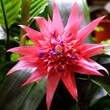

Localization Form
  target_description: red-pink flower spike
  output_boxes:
[7,1,109,110]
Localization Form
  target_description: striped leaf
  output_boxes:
[30,0,48,17]
[0,0,21,29]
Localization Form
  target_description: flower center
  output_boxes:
[55,45,63,53]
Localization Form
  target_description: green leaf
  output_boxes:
[0,61,17,83]
[82,0,91,23]
[89,95,110,110]
[0,0,21,28]
[0,37,19,48]
[0,45,6,62]
[30,0,48,17]
[91,75,110,94]
[10,53,20,61]
[26,39,35,46]
[0,69,47,110]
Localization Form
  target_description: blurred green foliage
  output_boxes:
[94,26,104,32]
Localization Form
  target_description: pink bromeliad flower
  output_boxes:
[7,2,109,110]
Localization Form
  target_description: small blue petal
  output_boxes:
[55,52,59,55]
[40,51,44,55]
[50,51,54,55]
[54,31,56,34]
[68,33,71,37]
[62,44,64,47]
[53,35,56,39]
[72,56,77,60]
[52,48,55,51]
[38,55,42,58]
[60,40,63,43]
[53,43,56,46]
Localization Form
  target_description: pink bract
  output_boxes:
[7,2,109,110]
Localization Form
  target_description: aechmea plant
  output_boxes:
[7,1,109,110]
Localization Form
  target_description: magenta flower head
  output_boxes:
[7,1,109,110]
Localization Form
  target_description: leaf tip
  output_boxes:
[18,25,25,28]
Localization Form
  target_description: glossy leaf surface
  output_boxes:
[0,68,47,110]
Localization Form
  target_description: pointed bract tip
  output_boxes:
[33,16,43,20]
[26,17,33,22]
[47,104,51,110]
[102,15,105,19]
[22,34,27,40]
[14,58,20,61]
[79,11,85,20]
[21,83,26,87]
[53,0,55,4]
[53,0,57,8]
[74,2,78,5]
[47,14,51,22]
[82,11,85,16]
[106,71,109,76]
[6,71,13,76]
[73,91,78,102]
[18,25,25,28]
[6,49,11,52]
[21,80,30,87]
[27,17,39,22]
[6,73,9,76]
[98,16,105,21]
[6,47,17,53]
[73,2,79,9]
[99,73,104,76]
[33,17,45,23]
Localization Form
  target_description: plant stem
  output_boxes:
[20,0,31,46]
[75,102,79,110]
[1,0,10,61]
